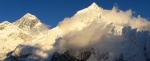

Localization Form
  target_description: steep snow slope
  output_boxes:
[1,2,150,61]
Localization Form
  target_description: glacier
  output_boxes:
[0,2,150,61]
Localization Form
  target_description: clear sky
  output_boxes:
[0,0,150,28]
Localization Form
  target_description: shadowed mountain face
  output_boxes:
[1,3,150,61]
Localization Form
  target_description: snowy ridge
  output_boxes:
[1,2,150,61]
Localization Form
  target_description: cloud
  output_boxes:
[102,6,150,30]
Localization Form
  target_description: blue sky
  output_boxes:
[0,0,150,28]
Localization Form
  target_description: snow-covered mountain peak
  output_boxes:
[76,3,102,15]
[14,13,48,35]
[23,13,37,20]
[59,3,106,33]
[0,21,11,25]
[0,21,20,30]
[15,13,41,27]
[88,2,100,9]
[0,21,11,30]
[14,13,40,27]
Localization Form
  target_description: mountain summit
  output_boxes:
[23,13,37,19]
[76,3,102,15]
[88,2,100,9]
[14,13,48,35]
[14,13,40,29]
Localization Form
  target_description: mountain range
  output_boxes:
[0,3,150,61]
